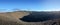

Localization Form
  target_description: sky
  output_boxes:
[0,0,60,12]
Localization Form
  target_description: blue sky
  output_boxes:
[0,0,60,12]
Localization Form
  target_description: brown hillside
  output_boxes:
[0,11,30,25]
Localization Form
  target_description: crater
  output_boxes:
[19,12,55,22]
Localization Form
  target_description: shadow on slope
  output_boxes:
[20,12,55,22]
